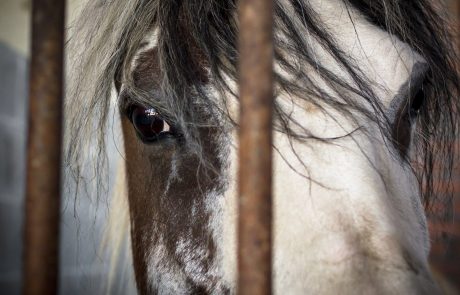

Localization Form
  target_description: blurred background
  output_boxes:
[0,0,459,294]
[0,1,135,294]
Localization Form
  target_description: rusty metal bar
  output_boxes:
[457,0,460,51]
[23,0,66,294]
[237,0,274,294]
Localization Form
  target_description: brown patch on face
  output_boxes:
[122,112,224,294]
[116,6,233,292]
[120,33,228,293]
[121,111,228,293]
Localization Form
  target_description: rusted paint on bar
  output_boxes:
[23,0,65,294]
[457,0,460,52]
[237,0,274,294]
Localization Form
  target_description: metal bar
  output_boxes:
[457,0,460,50]
[237,0,274,294]
[23,0,66,294]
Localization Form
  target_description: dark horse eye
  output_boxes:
[408,86,426,120]
[129,105,177,142]
[393,80,428,158]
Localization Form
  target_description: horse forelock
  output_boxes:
[66,0,459,211]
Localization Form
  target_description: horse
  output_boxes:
[65,0,460,293]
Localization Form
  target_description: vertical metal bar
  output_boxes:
[237,0,274,294]
[457,0,460,49]
[23,0,65,294]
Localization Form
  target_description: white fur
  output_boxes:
[216,0,437,294]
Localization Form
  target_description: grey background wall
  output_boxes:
[0,36,29,295]
[0,1,135,294]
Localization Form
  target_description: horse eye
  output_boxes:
[129,105,176,142]
[392,81,427,158]
[408,85,426,120]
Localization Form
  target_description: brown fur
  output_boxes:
[121,48,229,294]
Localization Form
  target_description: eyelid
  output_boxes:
[406,64,429,102]
[118,91,161,118]
[118,89,174,116]
[388,62,429,117]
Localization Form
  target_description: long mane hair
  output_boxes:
[65,0,459,216]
